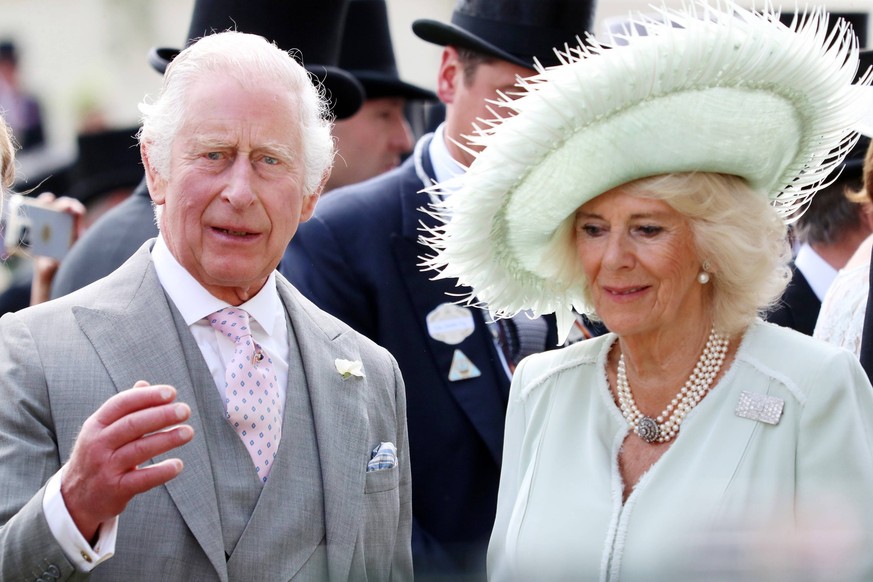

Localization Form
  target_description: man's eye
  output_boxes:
[206,152,223,161]
[263,156,279,166]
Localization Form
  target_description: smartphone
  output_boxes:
[2,194,75,260]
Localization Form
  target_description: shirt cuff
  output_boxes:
[43,468,117,571]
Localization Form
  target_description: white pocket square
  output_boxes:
[367,442,397,472]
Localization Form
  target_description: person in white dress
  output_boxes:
[424,2,873,579]
[814,138,873,356]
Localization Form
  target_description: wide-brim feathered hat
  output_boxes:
[340,0,435,101]
[423,1,872,343]
[855,49,873,136]
[412,0,596,70]
[148,0,364,119]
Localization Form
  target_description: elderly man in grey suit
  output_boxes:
[0,31,412,581]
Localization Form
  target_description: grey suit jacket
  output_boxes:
[0,241,412,581]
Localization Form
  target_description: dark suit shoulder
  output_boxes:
[277,273,397,361]
[51,179,158,299]
[311,158,420,227]
[765,266,820,336]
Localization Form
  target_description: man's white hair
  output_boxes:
[138,30,334,198]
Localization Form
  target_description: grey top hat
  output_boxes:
[147,0,364,119]
[340,0,435,101]
[412,0,596,70]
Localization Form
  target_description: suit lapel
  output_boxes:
[72,244,227,581]
[399,133,436,242]
[277,278,367,581]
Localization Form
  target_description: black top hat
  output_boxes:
[0,40,17,64]
[67,127,143,204]
[148,0,364,119]
[340,0,435,101]
[412,0,596,70]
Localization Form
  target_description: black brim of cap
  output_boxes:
[68,169,144,203]
[148,46,364,119]
[411,19,534,70]
[306,64,365,120]
[353,72,436,101]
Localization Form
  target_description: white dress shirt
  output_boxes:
[794,242,838,301]
[428,123,466,187]
[44,235,290,570]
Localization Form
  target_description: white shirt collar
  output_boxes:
[151,235,283,337]
[794,242,838,302]
[428,123,465,187]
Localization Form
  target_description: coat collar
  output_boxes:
[400,133,440,241]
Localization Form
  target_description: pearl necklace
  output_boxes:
[616,328,729,444]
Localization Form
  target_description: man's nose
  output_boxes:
[223,156,257,207]
[391,117,414,153]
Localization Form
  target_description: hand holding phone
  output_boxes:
[2,193,78,260]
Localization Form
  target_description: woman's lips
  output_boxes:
[604,285,649,296]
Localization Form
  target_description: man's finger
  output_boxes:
[90,384,177,428]
[118,458,186,499]
[99,401,191,451]
[111,424,194,471]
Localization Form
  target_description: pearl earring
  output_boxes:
[697,271,711,284]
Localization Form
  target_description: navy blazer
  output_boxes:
[765,264,820,336]
[281,135,556,579]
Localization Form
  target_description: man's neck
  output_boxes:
[810,229,871,270]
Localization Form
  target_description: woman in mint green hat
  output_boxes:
[425,1,873,579]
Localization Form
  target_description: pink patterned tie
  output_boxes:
[207,308,282,483]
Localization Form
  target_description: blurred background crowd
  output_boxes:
[3,0,863,168]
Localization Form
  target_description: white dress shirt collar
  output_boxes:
[794,242,838,302]
[428,123,466,187]
[151,235,283,337]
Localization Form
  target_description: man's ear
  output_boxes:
[860,202,873,231]
[141,141,166,206]
[301,169,330,222]
[436,46,461,105]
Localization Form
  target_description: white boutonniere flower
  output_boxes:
[335,358,365,380]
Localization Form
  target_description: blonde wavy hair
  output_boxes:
[846,140,873,207]
[0,118,14,194]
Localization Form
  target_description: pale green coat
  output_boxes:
[489,320,873,581]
